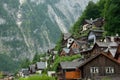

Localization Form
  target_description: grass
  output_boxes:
[19,74,56,80]
[102,76,112,80]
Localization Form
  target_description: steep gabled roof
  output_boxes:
[79,53,120,68]
[71,40,87,48]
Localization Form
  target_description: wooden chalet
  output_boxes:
[82,24,92,31]
[58,60,84,80]
[70,40,87,51]
[80,42,109,59]
[88,30,104,43]
[61,33,72,47]
[35,62,47,74]
[104,36,120,43]
[106,43,120,63]
[19,68,29,77]
[67,38,74,48]
[60,48,70,56]
[84,17,104,27]
[60,48,80,56]
[79,53,120,80]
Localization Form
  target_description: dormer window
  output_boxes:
[105,67,114,74]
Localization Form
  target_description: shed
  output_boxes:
[59,60,84,80]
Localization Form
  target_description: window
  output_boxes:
[105,67,114,74]
[90,67,99,73]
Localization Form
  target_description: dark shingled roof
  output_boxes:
[96,42,109,47]
[79,53,120,68]
[36,62,46,70]
[60,60,84,69]
[109,42,118,47]
[71,48,80,54]
[21,68,29,75]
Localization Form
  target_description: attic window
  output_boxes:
[105,67,114,74]
[90,67,99,73]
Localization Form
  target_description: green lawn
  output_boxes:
[19,74,56,80]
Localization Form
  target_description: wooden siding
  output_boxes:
[60,51,66,56]
[65,71,81,79]
[70,42,80,49]
[118,56,120,63]
[81,54,120,79]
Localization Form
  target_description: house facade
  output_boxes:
[79,53,120,79]
[88,30,104,43]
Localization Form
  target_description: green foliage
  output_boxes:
[104,0,120,36]
[70,1,101,38]
[32,53,40,64]
[97,0,107,17]
[20,58,31,68]
[54,34,63,52]
[19,74,55,80]
[71,0,120,37]
[52,54,81,71]
[0,72,3,79]
[0,54,20,72]
[102,76,111,80]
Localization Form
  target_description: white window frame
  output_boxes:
[105,67,114,74]
[90,67,99,73]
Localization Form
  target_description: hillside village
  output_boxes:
[10,17,119,80]
[0,0,120,80]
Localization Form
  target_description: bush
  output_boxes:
[52,54,81,71]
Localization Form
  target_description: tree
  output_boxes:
[97,0,107,17]
[32,53,40,64]
[71,1,100,37]
[21,58,31,68]
[104,0,120,36]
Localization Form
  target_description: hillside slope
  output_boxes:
[0,0,98,71]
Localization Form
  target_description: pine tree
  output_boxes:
[104,0,120,36]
